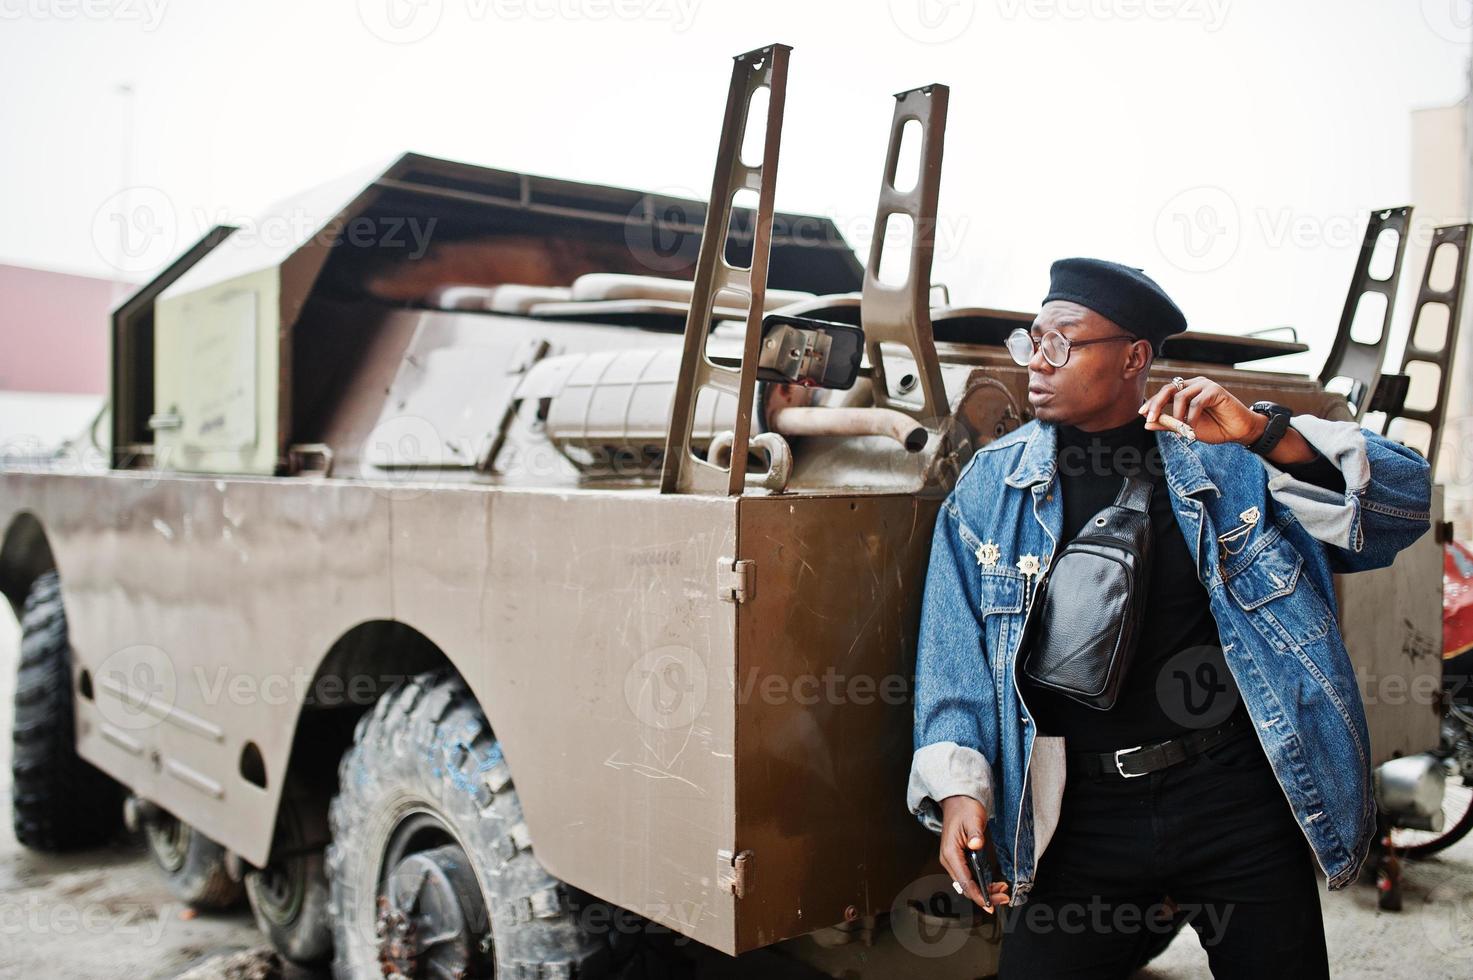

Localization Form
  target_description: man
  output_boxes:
[907,258,1433,978]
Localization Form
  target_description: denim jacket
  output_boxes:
[907,414,1432,905]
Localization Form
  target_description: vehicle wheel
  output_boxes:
[10,570,124,851]
[326,670,610,980]
[1392,705,1473,859]
[141,806,245,910]
[245,793,334,965]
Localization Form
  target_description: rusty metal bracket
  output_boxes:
[660,44,790,496]
[286,443,334,477]
[1368,223,1470,471]
[478,338,552,473]
[1318,206,1413,419]
[860,84,951,425]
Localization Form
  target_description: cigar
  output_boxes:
[1154,412,1197,442]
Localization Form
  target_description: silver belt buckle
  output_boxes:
[1113,744,1146,778]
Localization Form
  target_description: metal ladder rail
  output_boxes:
[1317,206,1413,420]
[659,43,790,496]
[860,84,951,425]
[1371,223,1471,471]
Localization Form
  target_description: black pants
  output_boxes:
[996,725,1331,979]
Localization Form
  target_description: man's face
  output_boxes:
[1024,301,1152,426]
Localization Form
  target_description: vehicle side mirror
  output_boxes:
[756,314,864,390]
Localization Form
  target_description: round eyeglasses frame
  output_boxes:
[1006,327,1139,368]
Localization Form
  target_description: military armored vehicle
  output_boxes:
[1,43,1461,977]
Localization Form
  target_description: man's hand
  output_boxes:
[939,795,1011,913]
[1138,376,1262,445]
[1139,377,1317,464]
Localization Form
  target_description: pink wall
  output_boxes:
[0,264,129,395]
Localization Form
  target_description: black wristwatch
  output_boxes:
[1245,401,1292,456]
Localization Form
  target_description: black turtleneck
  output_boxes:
[1019,415,1343,751]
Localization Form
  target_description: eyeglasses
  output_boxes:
[1006,327,1138,368]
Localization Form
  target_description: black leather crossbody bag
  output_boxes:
[1019,476,1154,710]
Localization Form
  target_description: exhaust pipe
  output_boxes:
[768,406,929,453]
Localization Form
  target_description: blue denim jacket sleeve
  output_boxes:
[1260,414,1432,574]
[907,490,997,834]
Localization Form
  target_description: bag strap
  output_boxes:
[1112,475,1153,512]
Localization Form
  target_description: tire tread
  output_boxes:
[10,571,124,852]
[327,670,608,979]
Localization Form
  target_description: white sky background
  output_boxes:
[1,0,1470,373]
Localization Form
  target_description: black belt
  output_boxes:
[1068,711,1252,779]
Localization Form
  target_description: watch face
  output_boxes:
[1251,400,1287,417]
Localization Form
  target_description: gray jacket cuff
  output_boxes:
[907,741,994,834]
[1259,414,1370,552]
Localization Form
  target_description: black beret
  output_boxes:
[1042,258,1187,351]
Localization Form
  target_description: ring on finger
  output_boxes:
[952,880,964,895]
[1171,376,1187,391]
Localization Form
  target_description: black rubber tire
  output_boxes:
[326,670,610,980]
[142,808,245,910]
[245,793,334,965]
[10,571,125,851]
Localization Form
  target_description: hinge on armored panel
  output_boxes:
[860,85,951,427]
[1368,223,1471,471]
[718,848,753,898]
[1317,206,1412,420]
[659,44,791,496]
[717,557,754,604]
